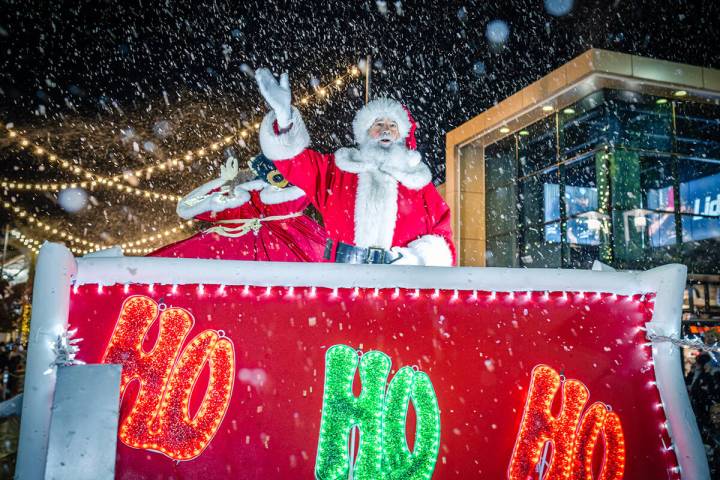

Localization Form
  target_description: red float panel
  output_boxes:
[69,283,680,479]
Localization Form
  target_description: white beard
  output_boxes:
[353,146,400,249]
[334,142,433,250]
[357,141,407,168]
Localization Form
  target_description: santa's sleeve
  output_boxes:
[406,184,456,266]
[258,107,333,209]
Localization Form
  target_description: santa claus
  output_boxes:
[255,68,455,266]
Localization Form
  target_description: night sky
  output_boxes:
[0,0,718,249]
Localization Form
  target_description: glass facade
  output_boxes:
[483,89,720,273]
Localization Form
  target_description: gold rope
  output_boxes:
[203,212,303,238]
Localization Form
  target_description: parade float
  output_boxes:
[14,246,710,479]
[11,66,713,480]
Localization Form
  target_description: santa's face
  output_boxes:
[367,117,400,148]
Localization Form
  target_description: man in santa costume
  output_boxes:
[255,68,455,266]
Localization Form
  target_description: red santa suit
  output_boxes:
[147,174,326,262]
[258,98,455,266]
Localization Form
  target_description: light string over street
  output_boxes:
[2,178,93,192]
[1,200,194,255]
[113,64,362,182]
[0,127,182,203]
[0,62,362,256]
[12,227,159,256]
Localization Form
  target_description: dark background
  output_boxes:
[0,0,718,246]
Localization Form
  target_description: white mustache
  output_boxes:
[377,132,394,142]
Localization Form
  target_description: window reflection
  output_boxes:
[480,88,720,273]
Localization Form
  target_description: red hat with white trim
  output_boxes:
[352,98,417,150]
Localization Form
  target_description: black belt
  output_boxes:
[324,239,402,264]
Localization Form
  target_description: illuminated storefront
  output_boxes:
[446,49,720,274]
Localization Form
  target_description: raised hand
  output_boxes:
[255,68,292,127]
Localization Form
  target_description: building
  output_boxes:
[445,48,720,322]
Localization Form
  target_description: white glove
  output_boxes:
[390,247,422,266]
[255,68,292,128]
[219,156,239,182]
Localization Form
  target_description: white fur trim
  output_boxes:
[334,146,431,190]
[352,98,411,146]
[177,178,250,219]
[176,178,308,218]
[406,235,453,267]
[353,170,398,249]
[258,185,306,205]
[259,106,310,160]
[237,179,267,191]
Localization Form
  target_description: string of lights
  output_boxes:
[10,221,192,256]
[0,64,361,256]
[2,178,93,192]
[648,333,720,360]
[10,228,43,255]
[1,65,359,200]
[113,64,362,181]
[1,200,103,249]
[1,127,181,203]
[3,199,194,255]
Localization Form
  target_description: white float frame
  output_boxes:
[16,243,710,479]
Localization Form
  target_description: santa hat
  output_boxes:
[352,98,417,149]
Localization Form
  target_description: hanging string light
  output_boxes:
[11,222,192,256]
[1,65,360,186]
[0,63,362,256]
[1,178,94,192]
[3,199,195,255]
[111,134,237,181]
[1,200,103,249]
[113,64,361,181]
[1,128,181,203]
[10,229,42,255]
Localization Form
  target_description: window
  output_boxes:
[484,137,518,267]
[480,88,720,274]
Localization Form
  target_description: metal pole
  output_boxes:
[364,54,371,105]
[0,224,9,279]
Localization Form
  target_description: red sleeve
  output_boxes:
[423,184,457,265]
[272,149,335,211]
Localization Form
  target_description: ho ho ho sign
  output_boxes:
[16,244,709,479]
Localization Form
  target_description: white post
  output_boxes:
[15,242,76,480]
[641,264,710,480]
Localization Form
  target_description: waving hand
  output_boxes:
[255,68,292,128]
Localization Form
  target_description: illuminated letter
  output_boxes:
[508,364,589,480]
[570,402,608,480]
[382,367,441,480]
[102,296,193,447]
[569,403,625,480]
[103,295,235,461]
[315,344,391,479]
[152,330,235,460]
[597,412,625,480]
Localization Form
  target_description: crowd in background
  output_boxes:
[685,330,720,474]
[0,342,24,402]
[0,341,23,478]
